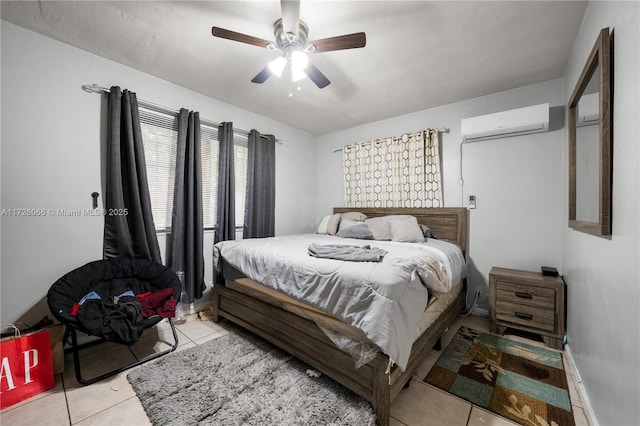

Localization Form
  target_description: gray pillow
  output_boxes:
[336,223,374,240]
[419,224,435,239]
[337,218,362,232]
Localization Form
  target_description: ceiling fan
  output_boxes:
[211,0,366,90]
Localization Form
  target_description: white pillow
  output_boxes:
[389,216,425,243]
[364,215,415,240]
[316,215,332,234]
[364,216,393,240]
[326,214,342,235]
[340,211,367,222]
[317,213,342,235]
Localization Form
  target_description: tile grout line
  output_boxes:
[72,395,143,425]
[465,404,474,426]
[61,373,73,426]
[127,345,139,361]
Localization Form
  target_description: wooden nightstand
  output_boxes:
[489,267,566,350]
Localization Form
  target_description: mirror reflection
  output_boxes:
[575,67,600,223]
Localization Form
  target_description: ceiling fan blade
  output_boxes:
[251,67,272,84]
[309,32,366,53]
[280,0,300,40]
[304,63,330,89]
[211,27,272,48]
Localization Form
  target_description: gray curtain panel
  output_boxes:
[103,86,161,263]
[215,122,236,243]
[169,109,205,302]
[243,130,276,238]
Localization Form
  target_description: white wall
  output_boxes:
[0,22,318,325]
[562,2,640,425]
[316,79,566,308]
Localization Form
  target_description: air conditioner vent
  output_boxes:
[461,103,550,143]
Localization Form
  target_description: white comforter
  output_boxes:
[213,234,465,370]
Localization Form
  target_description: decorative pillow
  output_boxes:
[419,224,435,239]
[326,214,342,236]
[340,212,367,222]
[389,216,425,243]
[364,216,393,240]
[316,215,332,234]
[338,218,362,232]
[336,223,374,240]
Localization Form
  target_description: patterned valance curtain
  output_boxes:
[343,129,442,208]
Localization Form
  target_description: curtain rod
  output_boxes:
[331,128,450,153]
[82,84,282,144]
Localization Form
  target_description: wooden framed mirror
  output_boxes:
[569,27,612,236]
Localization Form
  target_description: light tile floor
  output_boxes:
[1,314,589,426]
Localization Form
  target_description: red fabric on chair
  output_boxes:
[137,288,177,318]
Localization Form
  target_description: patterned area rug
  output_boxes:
[424,327,574,426]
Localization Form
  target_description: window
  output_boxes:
[139,107,248,232]
[139,108,177,230]
[199,123,220,229]
[231,134,249,226]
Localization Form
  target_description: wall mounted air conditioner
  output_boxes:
[461,103,550,143]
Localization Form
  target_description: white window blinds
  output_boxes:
[139,107,248,231]
[139,108,178,230]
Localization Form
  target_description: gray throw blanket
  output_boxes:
[308,243,388,262]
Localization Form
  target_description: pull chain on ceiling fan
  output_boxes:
[211,0,366,90]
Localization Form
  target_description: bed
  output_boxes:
[211,207,467,426]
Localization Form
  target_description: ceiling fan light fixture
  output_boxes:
[292,67,307,82]
[268,56,287,77]
[290,51,308,71]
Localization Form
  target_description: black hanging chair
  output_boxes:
[47,257,181,385]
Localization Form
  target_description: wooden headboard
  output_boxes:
[333,207,468,256]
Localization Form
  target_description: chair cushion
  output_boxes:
[47,257,180,337]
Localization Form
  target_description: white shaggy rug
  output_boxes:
[127,328,376,425]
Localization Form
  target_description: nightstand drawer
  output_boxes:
[495,301,556,332]
[496,281,555,309]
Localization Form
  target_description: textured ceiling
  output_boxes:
[1,1,587,135]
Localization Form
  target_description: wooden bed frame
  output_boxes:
[212,207,467,426]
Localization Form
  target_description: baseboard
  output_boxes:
[564,344,599,426]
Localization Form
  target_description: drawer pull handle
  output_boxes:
[515,291,533,299]
[514,312,533,320]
